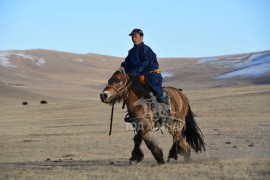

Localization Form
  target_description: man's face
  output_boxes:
[131,33,143,45]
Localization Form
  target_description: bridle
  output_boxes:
[105,71,133,99]
[105,69,132,136]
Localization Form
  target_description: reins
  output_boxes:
[109,103,114,136]
[107,72,133,136]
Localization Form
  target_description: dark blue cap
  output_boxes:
[129,29,144,36]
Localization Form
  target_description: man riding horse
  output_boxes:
[100,29,205,164]
[121,29,169,104]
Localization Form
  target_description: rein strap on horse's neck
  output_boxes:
[109,103,114,136]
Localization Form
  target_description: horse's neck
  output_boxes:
[123,89,140,111]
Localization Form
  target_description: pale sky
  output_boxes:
[0,0,269,57]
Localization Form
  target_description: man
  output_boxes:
[121,29,168,104]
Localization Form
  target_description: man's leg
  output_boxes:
[145,73,168,104]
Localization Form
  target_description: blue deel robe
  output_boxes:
[121,42,163,100]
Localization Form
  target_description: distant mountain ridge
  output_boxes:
[0,49,269,105]
[199,50,270,79]
[1,49,269,80]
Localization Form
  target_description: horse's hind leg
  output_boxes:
[130,132,144,163]
[168,130,179,162]
[167,125,179,162]
[142,133,165,164]
[177,132,191,162]
[167,123,181,162]
[168,130,191,162]
[168,142,178,162]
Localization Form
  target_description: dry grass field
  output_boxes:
[0,49,269,179]
[0,85,269,179]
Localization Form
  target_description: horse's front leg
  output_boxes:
[129,131,144,164]
[142,133,165,164]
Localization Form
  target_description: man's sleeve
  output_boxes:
[120,61,126,69]
[121,60,130,74]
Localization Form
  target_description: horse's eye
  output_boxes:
[116,79,121,83]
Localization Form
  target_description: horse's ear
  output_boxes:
[116,67,126,74]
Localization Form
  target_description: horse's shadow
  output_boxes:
[0,157,214,168]
[0,159,130,168]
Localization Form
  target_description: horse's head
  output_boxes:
[100,67,130,104]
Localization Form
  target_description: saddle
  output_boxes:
[147,91,172,126]
[124,87,172,127]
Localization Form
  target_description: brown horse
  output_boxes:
[100,68,205,164]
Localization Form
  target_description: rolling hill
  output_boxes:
[0,49,269,106]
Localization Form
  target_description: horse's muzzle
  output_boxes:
[100,91,110,103]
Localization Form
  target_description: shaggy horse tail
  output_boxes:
[183,104,205,152]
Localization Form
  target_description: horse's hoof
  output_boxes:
[129,160,138,166]
[168,155,178,161]
[158,160,165,165]
[167,158,173,163]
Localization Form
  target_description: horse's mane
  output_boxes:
[130,80,151,99]
[116,67,151,99]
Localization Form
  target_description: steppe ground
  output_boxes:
[0,84,269,179]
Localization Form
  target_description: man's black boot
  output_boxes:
[157,95,169,104]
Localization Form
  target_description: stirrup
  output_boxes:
[124,114,134,123]
[157,94,169,105]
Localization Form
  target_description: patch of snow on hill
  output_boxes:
[234,51,270,69]
[13,52,46,67]
[199,55,248,68]
[0,51,46,67]
[36,58,46,66]
[161,71,174,78]
[73,58,84,63]
[99,58,111,62]
[215,62,270,79]
[0,51,17,67]
[213,51,270,79]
